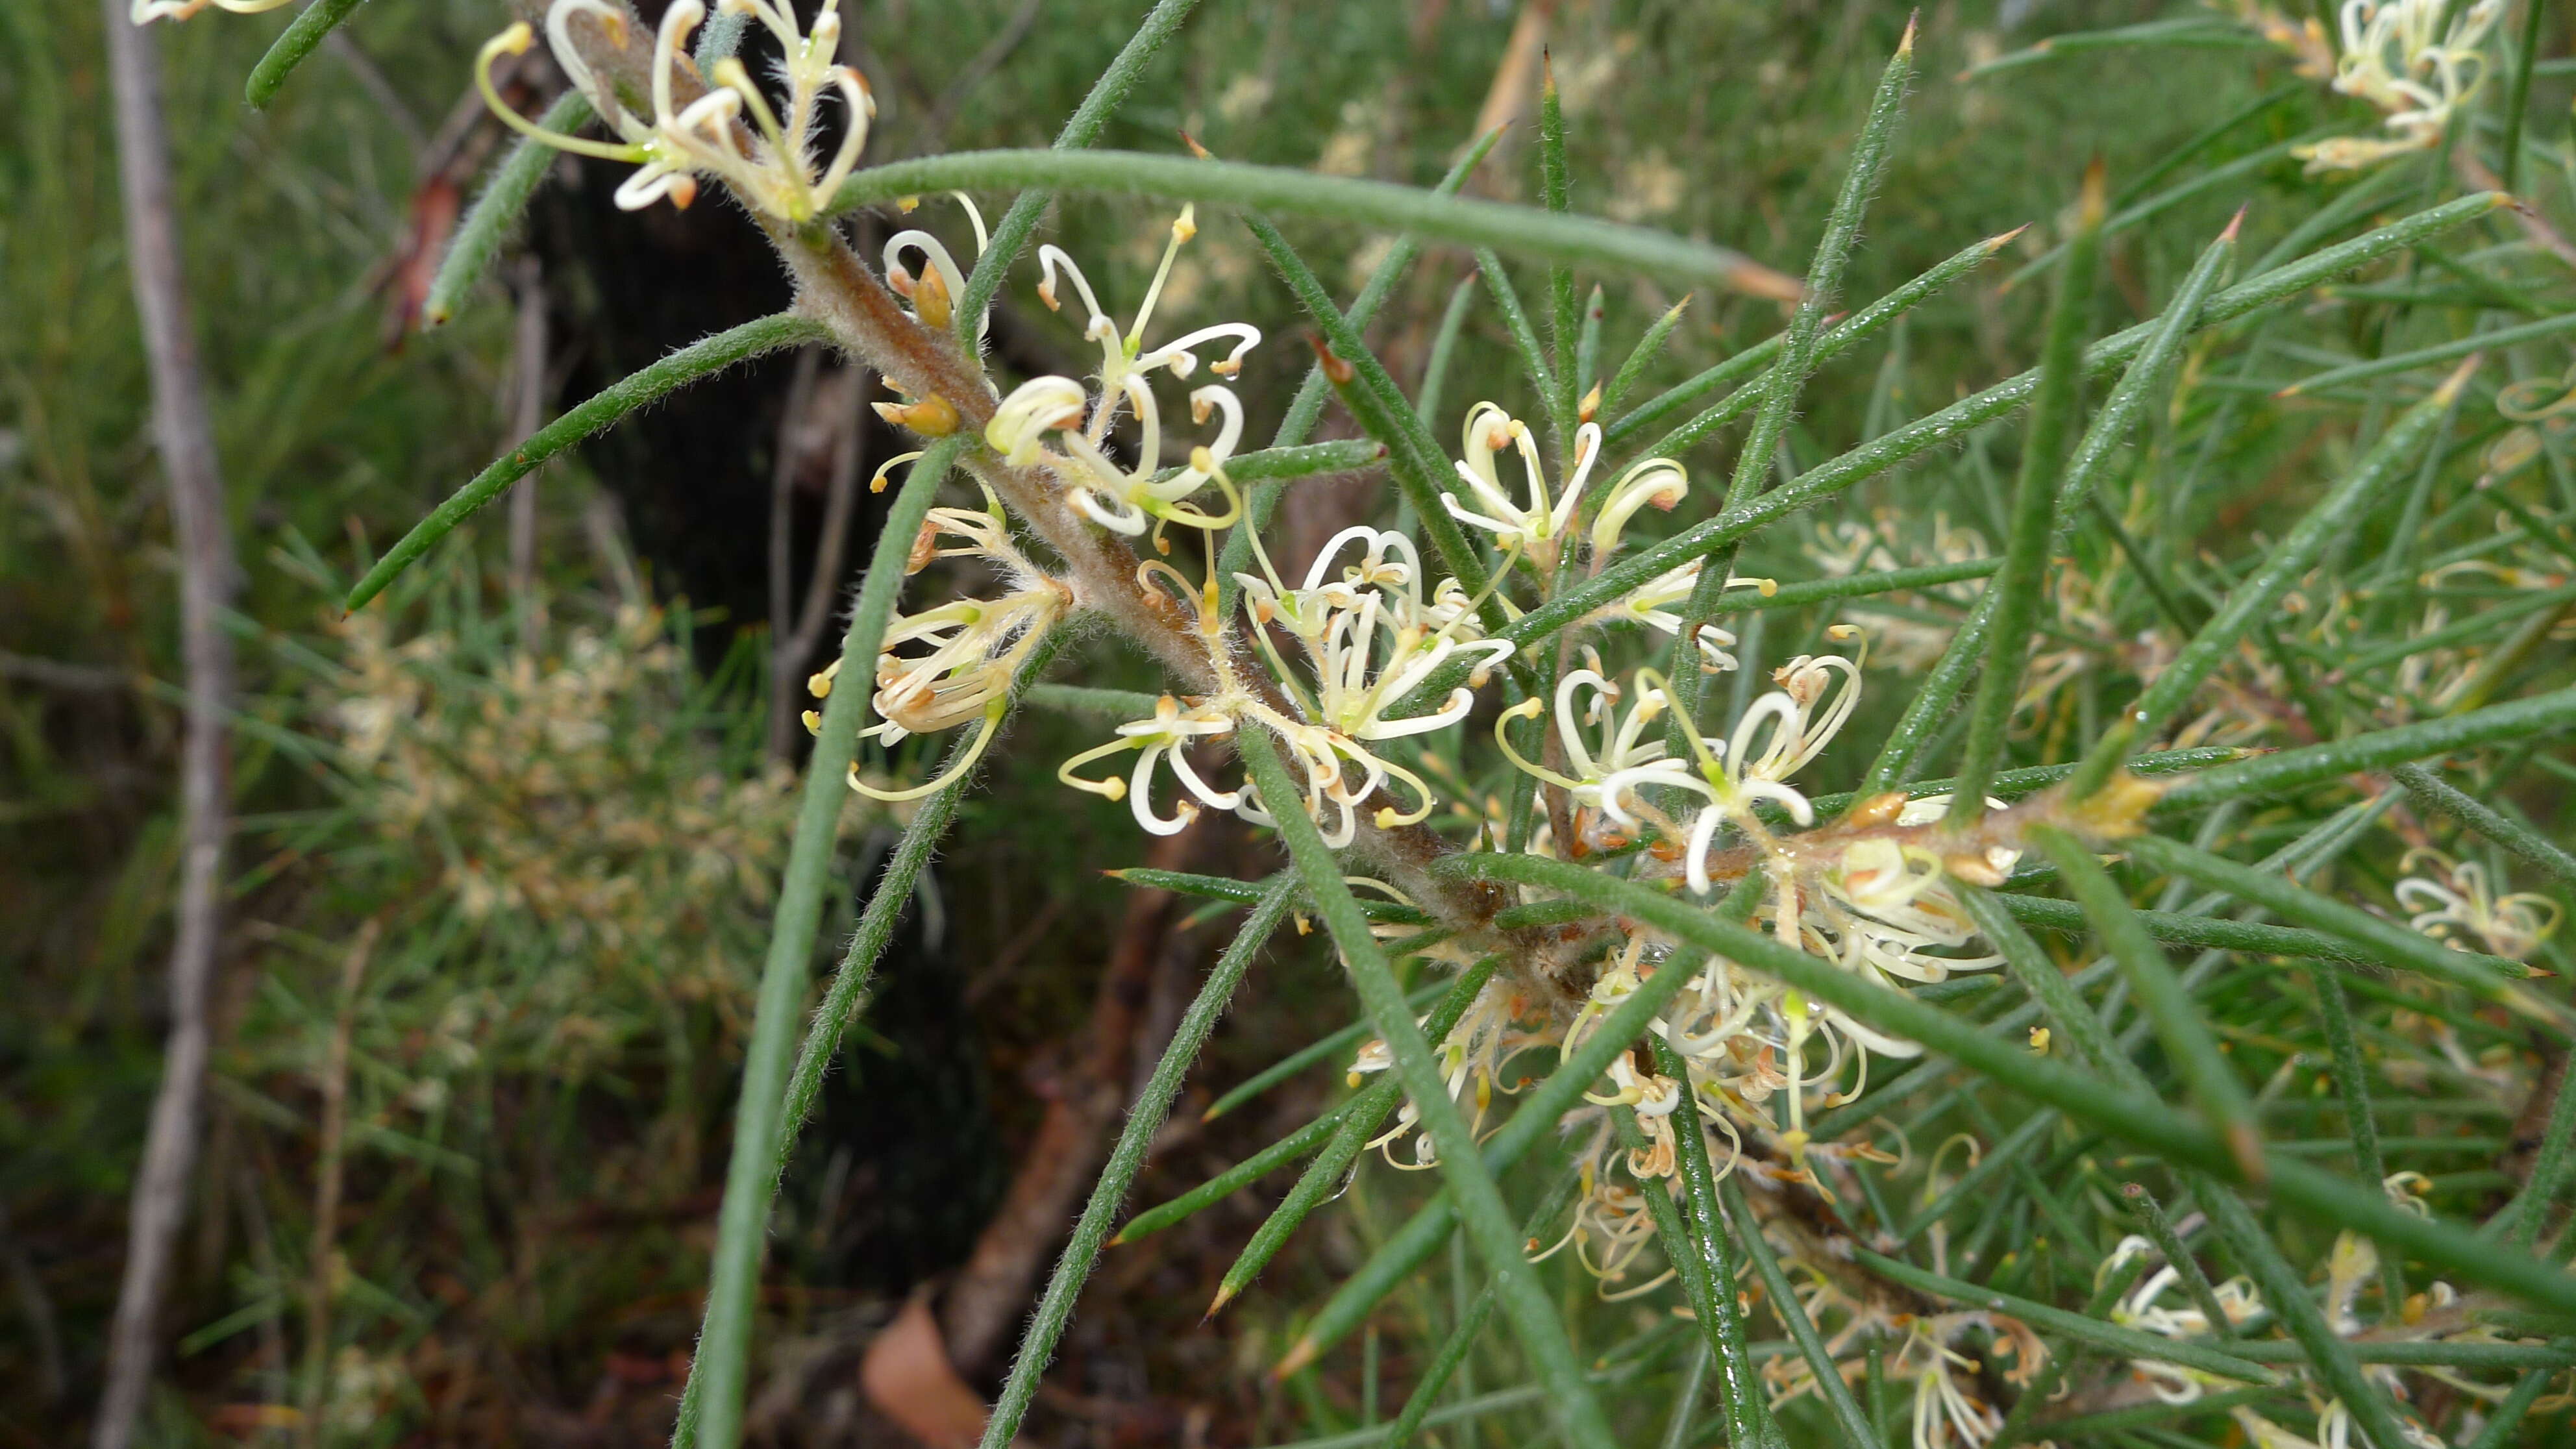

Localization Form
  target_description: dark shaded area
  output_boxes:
[529,162,807,649]
[779,852,1008,1302]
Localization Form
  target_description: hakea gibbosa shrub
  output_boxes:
[140,1,2576,1447]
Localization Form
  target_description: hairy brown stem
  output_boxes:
[759,223,1527,937]
[94,6,242,1446]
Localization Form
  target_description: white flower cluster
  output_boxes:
[804,482,1069,802]
[1757,1261,2046,1449]
[469,0,873,220]
[2294,0,2504,171]
[784,209,2059,1322]
[2106,1204,2475,1449]
[986,208,1263,541]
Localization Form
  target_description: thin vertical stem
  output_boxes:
[506,257,551,621]
[1723,1178,1877,1449]
[297,923,380,1449]
[764,348,825,761]
[1656,1343,1711,1449]
[2503,0,2549,194]
[2034,825,2263,1182]
[1602,295,1692,420]
[1668,24,1914,735]
[2122,1182,2240,1339]
[1418,273,1481,431]
[669,628,1072,1449]
[94,6,242,1446]
[1864,203,2238,801]
[1648,1025,1772,1446]
[1216,125,1502,614]
[1539,56,1579,463]
[2309,968,2409,1315]
[2503,1054,2576,1254]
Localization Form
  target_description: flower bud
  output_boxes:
[911,263,954,330]
[874,393,960,437]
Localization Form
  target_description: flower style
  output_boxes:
[1223,528,1512,843]
[477,0,874,219]
[2294,0,2503,171]
[1243,618,1504,845]
[1759,1261,2041,1449]
[1587,456,1692,558]
[1902,1319,2005,1449]
[982,208,1264,538]
[1641,636,1870,896]
[2395,848,2563,960]
[1808,794,2014,991]
[1065,382,1248,538]
[1056,520,1507,847]
[1495,667,1698,817]
[2103,1232,2266,1404]
[882,193,991,337]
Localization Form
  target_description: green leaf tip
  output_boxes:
[245,0,371,110]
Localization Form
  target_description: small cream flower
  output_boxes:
[1576,560,1761,673]
[1036,207,1261,385]
[1495,667,1703,819]
[882,193,992,336]
[1055,695,1241,836]
[1587,457,1690,558]
[2394,848,2562,960]
[130,0,291,22]
[1353,976,1541,1169]
[1443,402,1598,570]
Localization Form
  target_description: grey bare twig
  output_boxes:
[93,5,242,1447]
